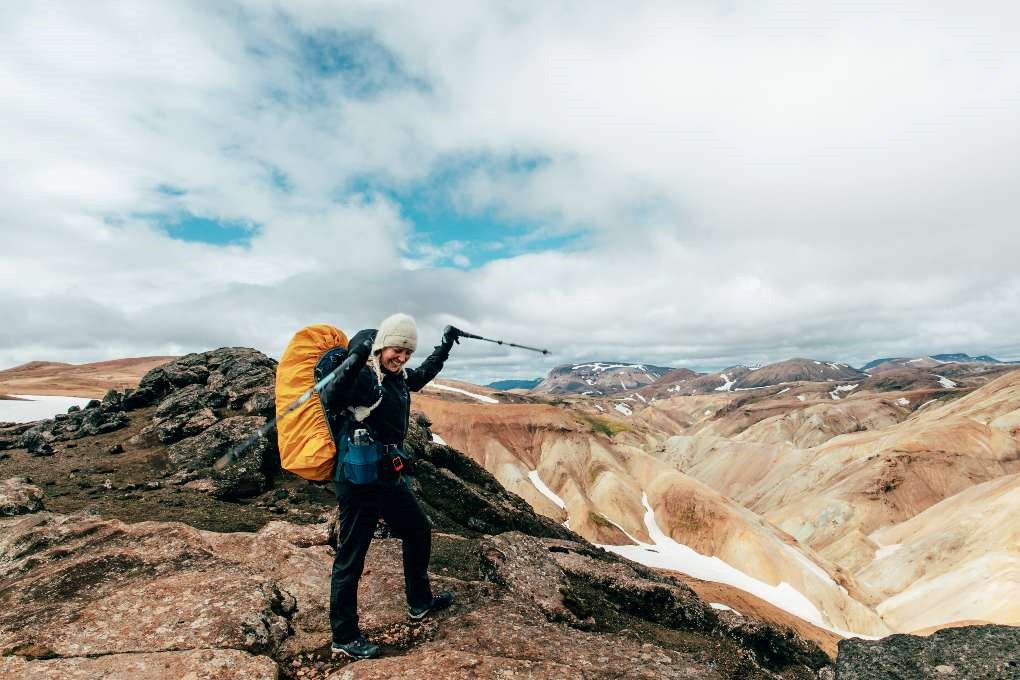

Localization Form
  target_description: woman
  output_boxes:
[323,313,460,659]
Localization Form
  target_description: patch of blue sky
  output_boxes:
[153,212,260,247]
[347,153,587,268]
[155,184,186,197]
[310,30,428,94]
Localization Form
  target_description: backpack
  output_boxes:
[275,324,350,481]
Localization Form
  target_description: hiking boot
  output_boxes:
[407,591,454,620]
[331,635,380,659]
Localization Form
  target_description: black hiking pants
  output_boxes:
[329,478,433,642]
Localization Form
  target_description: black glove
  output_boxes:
[440,325,462,350]
[347,329,377,360]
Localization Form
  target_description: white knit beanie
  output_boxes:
[372,313,418,354]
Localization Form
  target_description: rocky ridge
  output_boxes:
[0,351,840,679]
[1,349,1016,678]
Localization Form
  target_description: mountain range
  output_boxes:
[2,350,1018,658]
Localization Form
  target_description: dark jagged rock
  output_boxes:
[100,389,124,410]
[18,429,54,456]
[75,407,129,437]
[153,407,219,444]
[154,384,226,420]
[0,424,33,452]
[167,416,275,499]
[0,478,44,516]
[835,625,1020,680]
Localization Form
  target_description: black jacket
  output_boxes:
[323,329,450,446]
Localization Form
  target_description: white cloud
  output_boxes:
[2,1,1019,382]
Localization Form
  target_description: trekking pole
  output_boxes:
[456,329,550,355]
[212,348,365,471]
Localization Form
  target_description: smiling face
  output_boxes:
[378,346,413,373]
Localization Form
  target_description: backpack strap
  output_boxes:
[347,354,385,422]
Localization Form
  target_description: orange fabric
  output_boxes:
[275,324,349,480]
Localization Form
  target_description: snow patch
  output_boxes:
[935,375,958,388]
[874,544,903,560]
[896,397,910,407]
[829,384,858,400]
[634,393,647,403]
[593,403,605,413]
[797,395,806,402]
[614,402,633,416]
[528,470,566,510]
[431,433,447,445]
[0,395,94,423]
[776,387,790,395]
[603,494,833,631]
[704,409,712,416]
[710,603,742,616]
[572,362,648,373]
[429,383,499,404]
[714,374,735,392]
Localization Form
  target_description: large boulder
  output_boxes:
[835,625,1020,680]
[0,478,43,516]
[127,348,273,411]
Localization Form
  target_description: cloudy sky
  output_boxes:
[2,1,1019,383]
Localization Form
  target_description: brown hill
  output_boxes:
[0,356,178,398]
[734,359,866,389]
[647,366,752,396]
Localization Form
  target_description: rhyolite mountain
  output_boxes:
[531,362,674,395]
[861,353,1016,372]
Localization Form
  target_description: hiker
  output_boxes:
[323,313,460,659]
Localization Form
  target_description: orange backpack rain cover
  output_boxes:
[275,324,349,481]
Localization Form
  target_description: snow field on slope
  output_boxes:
[572,363,647,373]
[0,395,94,423]
[428,382,499,404]
[600,494,877,638]
[528,470,566,510]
